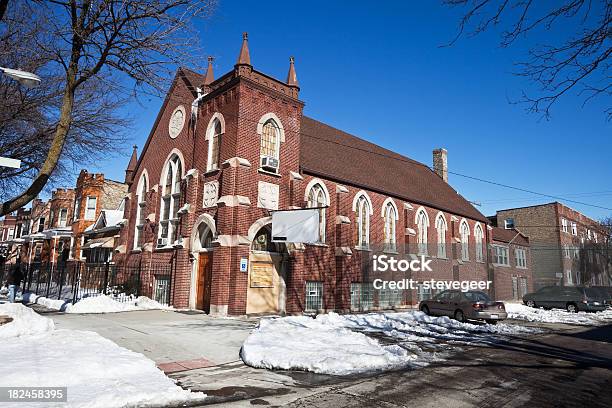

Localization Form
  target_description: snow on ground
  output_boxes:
[0,303,205,408]
[505,303,612,325]
[241,315,415,376]
[23,293,171,314]
[0,303,55,338]
[241,311,541,376]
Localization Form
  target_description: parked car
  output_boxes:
[590,286,612,308]
[419,290,507,324]
[522,286,607,313]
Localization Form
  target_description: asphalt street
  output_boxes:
[43,307,612,408]
[196,321,612,408]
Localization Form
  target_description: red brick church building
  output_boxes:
[117,33,491,315]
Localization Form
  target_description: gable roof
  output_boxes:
[299,116,487,222]
[86,210,124,233]
[131,68,204,177]
[491,227,530,246]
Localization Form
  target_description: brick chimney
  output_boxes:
[433,148,448,182]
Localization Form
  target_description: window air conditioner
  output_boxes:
[261,156,279,171]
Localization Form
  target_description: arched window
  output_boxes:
[196,222,213,250]
[134,173,148,249]
[435,213,447,258]
[383,202,397,252]
[474,224,484,262]
[206,118,222,171]
[158,154,183,246]
[307,183,327,243]
[416,208,429,255]
[260,120,280,172]
[355,195,370,249]
[252,226,276,252]
[460,220,470,261]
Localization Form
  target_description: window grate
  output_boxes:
[305,281,323,312]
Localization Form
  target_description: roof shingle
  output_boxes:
[299,116,487,222]
[491,227,530,245]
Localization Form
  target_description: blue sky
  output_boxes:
[86,0,611,220]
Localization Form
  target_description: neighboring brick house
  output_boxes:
[495,202,609,289]
[24,198,51,264]
[488,225,532,301]
[0,208,33,264]
[81,209,125,263]
[116,33,491,315]
[70,170,128,261]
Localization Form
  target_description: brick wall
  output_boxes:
[117,64,490,314]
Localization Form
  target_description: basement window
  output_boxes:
[305,281,323,312]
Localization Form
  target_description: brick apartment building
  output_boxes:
[495,202,610,289]
[489,225,533,301]
[116,33,491,315]
[0,171,127,268]
[0,208,32,262]
[70,170,128,261]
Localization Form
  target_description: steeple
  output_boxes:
[236,32,251,66]
[286,56,299,87]
[124,145,138,185]
[203,56,215,86]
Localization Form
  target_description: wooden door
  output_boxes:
[196,253,212,313]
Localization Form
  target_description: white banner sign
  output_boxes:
[272,209,320,243]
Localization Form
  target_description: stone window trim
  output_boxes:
[257,113,285,174]
[157,150,185,248]
[415,206,430,256]
[352,190,373,250]
[460,218,470,261]
[134,170,149,250]
[382,198,399,252]
[434,211,447,259]
[305,178,330,244]
[205,113,225,172]
[474,223,484,263]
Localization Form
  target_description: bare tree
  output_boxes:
[0,5,127,201]
[445,0,611,120]
[0,0,215,216]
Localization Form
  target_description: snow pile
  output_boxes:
[241,311,541,376]
[24,293,171,314]
[0,303,55,338]
[134,296,173,310]
[506,303,612,325]
[241,315,416,375]
[67,295,139,313]
[330,311,540,342]
[0,304,205,407]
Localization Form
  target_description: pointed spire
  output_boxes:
[286,56,299,87]
[204,56,214,86]
[236,32,251,65]
[124,145,138,185]
[128,145,138,170]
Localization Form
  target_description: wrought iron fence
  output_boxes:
[18,261,173,306]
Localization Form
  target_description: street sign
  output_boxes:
[0,157,21,169]
[240,258,248,272]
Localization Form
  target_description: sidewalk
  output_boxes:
[50,309,256,368]
[46,308,335,406]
